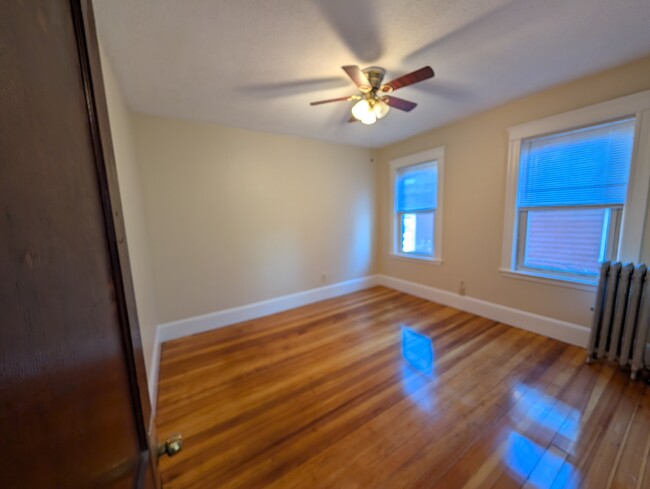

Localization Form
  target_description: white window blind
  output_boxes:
[517,118,635,208]
[396,163,437,212]
[522,208,609,275]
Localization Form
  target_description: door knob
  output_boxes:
[157,433,183,459]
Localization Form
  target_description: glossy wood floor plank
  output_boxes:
[156,286,649,488]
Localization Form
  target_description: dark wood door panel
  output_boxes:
[0,1,152,487]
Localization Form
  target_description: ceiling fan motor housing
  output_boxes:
[362,66,386,91]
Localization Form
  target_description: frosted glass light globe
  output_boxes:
[351,99,371,121]
[374,100,390,119]
[360,111,377,125]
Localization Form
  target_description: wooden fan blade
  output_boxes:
[383,95,417,112]
[382,66,434,91]
[310,95,357,106]
[348,115,358,123]
[342,65,372,92]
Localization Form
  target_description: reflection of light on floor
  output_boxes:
[400,364,436,411]
[545,456,581,489]
[401,327,433,375]
[400,327,436,412]
[505,432,578,489]
[511,384,580,442]
[505,432,544,481]
[500,383,581,487]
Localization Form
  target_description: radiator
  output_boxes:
[586,261,650,380]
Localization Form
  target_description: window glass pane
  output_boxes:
[522,208,608,275]
[401,212,434,255]
[396,163,437,212]
[518,118,635,208]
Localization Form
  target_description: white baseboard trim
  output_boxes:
[377,274,590,348]
[157,275,380,343]
[148,275,380,411]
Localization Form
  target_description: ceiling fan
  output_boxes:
[310,65,434,125]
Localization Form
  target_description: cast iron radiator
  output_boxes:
[586,261,650,379]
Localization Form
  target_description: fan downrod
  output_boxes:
[361,67,387,92]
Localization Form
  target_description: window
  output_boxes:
[516,118,635,278]
[390,147,444,262]
[397,163,436,256]
[502,91,650,286]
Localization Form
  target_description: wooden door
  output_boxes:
[0,1,159,487]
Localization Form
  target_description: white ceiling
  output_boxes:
[94,0,650,148]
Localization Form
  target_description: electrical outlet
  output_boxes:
[459,281,466,296]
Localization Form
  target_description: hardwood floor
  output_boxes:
[156,286,650,488]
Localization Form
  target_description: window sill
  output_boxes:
[499,268,597,292]
[389,252,443,265]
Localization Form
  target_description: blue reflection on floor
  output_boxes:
[546,459,580,489]
[400,327,436,412]
[502,384,581,486]
[511,384,580,443]
[400,364,436,412]
[504,431,577,489]
[505,432,544,482]
[401,327,434,375]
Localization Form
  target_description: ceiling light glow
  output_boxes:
[352,98,388,125]
[352,99,371,121]
[360,111,377,125]
[374,100,390,119]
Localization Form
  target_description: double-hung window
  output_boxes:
[502,91,650,286]
[391,147,444,262]
[516,118,635,278]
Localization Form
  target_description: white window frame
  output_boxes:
[389,147,444,264]
[501,90,650,289]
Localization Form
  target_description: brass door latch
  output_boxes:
[157,433,183,459]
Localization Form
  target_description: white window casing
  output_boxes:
[501,90,650,289]
[390,146,445,264]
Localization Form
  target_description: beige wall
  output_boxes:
[132,115,376,324]
[100,49,159,376]
[377,55,650,327]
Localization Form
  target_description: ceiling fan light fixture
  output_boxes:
[310,65,434,126]
[352,98,379,124]
[351,99,371,121]
[374,99,390,119]
[360,111,377,125]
